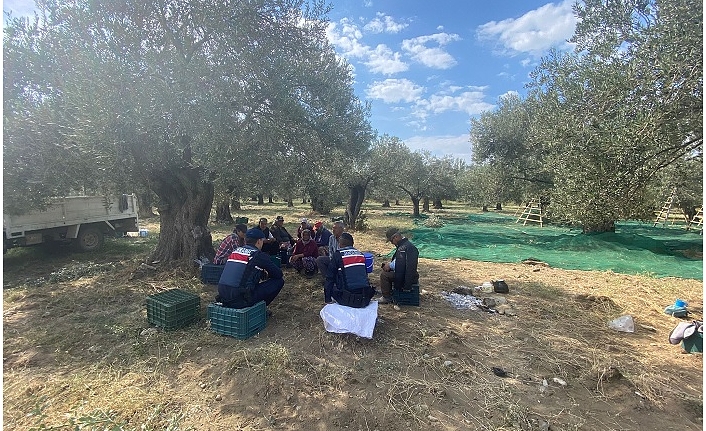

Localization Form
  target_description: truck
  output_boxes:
[3,194,140,252]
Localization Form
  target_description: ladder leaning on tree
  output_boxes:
[516,198,544,227]
[653,188,689,227]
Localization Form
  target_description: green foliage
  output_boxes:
[470,0,702,232]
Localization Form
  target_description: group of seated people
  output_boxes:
[213,216,334,275]
[212,215,419,313]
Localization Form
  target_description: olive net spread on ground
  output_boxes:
[387,212,702,280]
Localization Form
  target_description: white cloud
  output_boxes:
[363,0,373,7]
[366,78,424,103]
[401,33,461,69]
[476,0,576,56]
[404,134,473,163]
[364,12,408,34]
[365,44,409,75]
[415,87,494,117]
[327,19,408,76]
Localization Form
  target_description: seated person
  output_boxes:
[297,218,314,239]
[324,232,375,307]
[270,215,296,265]
[313,221,332,255]
[254,217,279,255]
[213,223,247,265]
[216,228,284,309]
[316,221,344,276]
[289,229,319,275]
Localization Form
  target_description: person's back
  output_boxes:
[325,233,374,307]
[217,229,285,309]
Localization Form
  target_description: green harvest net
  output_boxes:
[394,212,703,280]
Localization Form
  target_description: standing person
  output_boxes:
[270,215,296,265]
[324,232,375,307]
[316,221,344,276]
[289,229,319,275]
[217,229,284,309]
[378,227,419,304]
[213,223,247,265]
[254,217,279,255]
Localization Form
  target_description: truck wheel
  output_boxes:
[75,226,104,252]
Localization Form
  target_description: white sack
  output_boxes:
[320,301,378,339]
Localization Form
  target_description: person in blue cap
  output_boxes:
[216,228,285,309]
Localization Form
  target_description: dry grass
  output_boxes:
[3,201,703,431]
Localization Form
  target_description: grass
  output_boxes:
[3,200,703,430]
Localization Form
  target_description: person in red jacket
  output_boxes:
[289,229,319,275]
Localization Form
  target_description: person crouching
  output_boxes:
[216,228,284,309]
[324,232,375,307]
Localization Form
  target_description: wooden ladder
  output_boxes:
[654,188,688,227]
[516,198,544,227]
[686,207,703,234]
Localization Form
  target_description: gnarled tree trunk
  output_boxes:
[344,184,366,230]
[433,199,443,209]
[215,200,234,224]
[149,165,215,265]
[137,191,157,219]
[422,197,430,212]
[381,199,390,207]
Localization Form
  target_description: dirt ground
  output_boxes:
[3,206,703,431]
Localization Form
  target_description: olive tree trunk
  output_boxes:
[149,165,215,265]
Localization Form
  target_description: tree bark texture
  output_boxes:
[137,192,157,219]
[344,184,366,230]
[433,199,443,209]
[149,165,215,265]
[215,200,234,224]
[412,198,420,217]
[381,199,390,207]
[422,197,430,212]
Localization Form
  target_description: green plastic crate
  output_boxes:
[208,301,267,339]
[392,283,420,306]
[201,264,225,284]
[147,289,200,330]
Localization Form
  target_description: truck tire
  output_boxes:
[75,226,104,252]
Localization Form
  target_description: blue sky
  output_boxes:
[326,0,578,162]
[3,0,579,163]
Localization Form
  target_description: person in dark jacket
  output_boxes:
[254,217,279,255]
[378,227,419,304]
[217,228,284,309]
[324,232,375,307]
[270,215,296,265]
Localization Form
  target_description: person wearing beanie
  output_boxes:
[213,223,247,265]
[324,232,375,307]
[313,221,332,252]
[216,228,285,309]
[377,227,419,304]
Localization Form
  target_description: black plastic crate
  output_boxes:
[201,264,225,284]
[393,283,420,306]
[147,289,200,330]
[208,301,267,339]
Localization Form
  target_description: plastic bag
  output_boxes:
[320,301,378,339]
[608,315,635,333]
